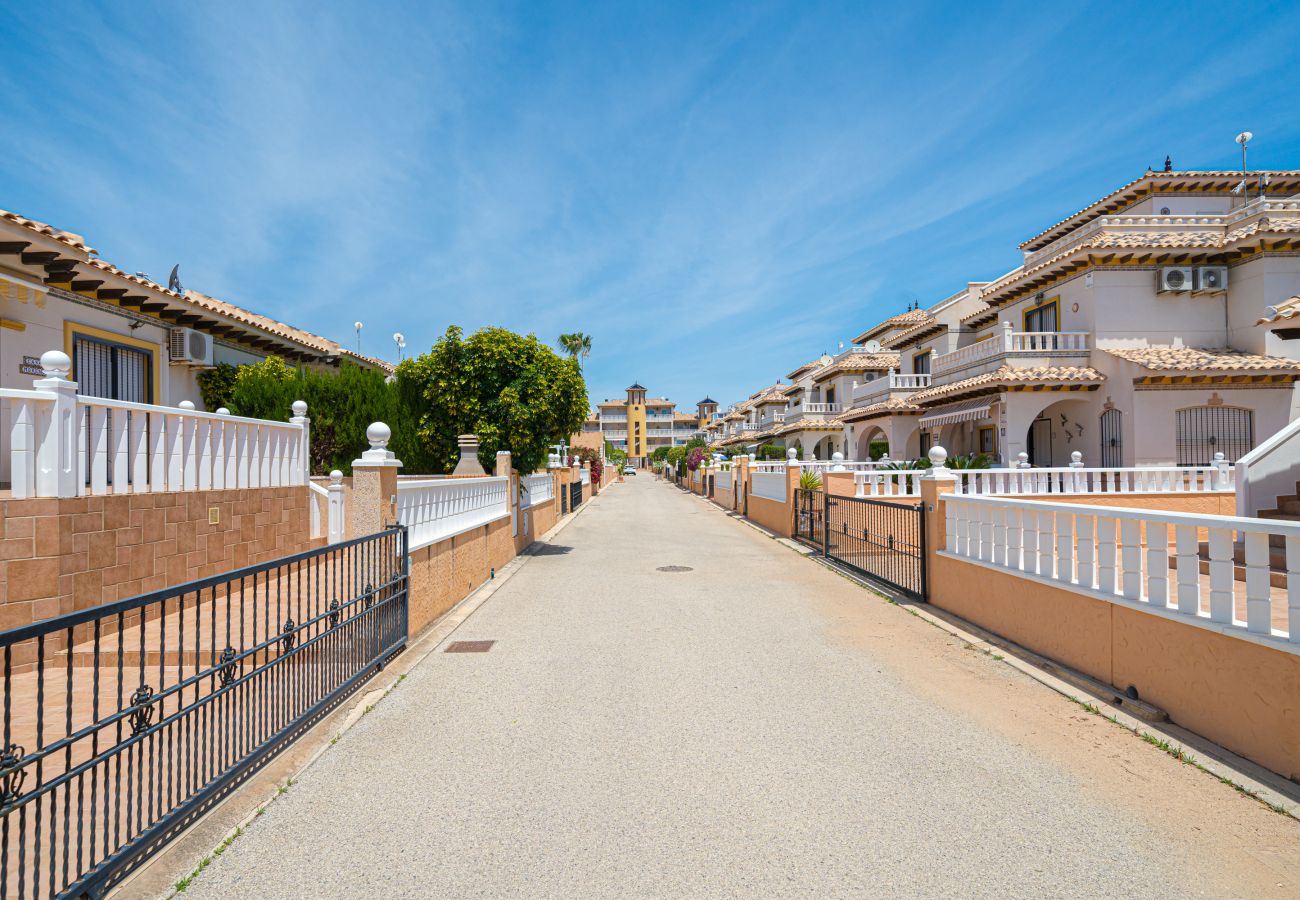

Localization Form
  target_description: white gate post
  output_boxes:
[33,350,80,498]
[290,400,310,485]
[327,469,346,543]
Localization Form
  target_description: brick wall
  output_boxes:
[0,487,312,631]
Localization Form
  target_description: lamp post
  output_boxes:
[354,321,363,355]
[393,332,406,362]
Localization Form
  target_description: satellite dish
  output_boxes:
[864,340,883,353]
[167,264,183,294]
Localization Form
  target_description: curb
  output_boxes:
[684,482,1300,820]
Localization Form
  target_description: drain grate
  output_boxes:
[655,565,694,573]
[445,640,495,653]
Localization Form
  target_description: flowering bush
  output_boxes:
[686,447,706,472]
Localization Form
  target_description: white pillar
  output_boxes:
[327,469,346,543]
[32,350,80,498]
[290,399,310,485]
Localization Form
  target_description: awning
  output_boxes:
[919,398,993,428]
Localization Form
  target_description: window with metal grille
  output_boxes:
[1175,406,1253,465]
[1100,409,1122,467]
[73,335,152,402]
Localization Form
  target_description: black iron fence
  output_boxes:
[568,480,583,511]
[794,488,926,600]
[0,526,409,899]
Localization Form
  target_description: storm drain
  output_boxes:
[445,640,496,653]
[655,565,694,573]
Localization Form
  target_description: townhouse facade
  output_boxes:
[578,383,712,466]
[711,169,1300,469]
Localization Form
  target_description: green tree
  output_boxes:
[401,326,588,474]
[557,332,593,371]
[650,445,670,463]
[195,362,239,411]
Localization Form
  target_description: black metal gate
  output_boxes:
[1100,408,1122,468]
[0,527,409,899]
[569,479,583,511]
[793,488,926,599]
[707,475,715,498]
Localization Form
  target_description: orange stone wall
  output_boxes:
[0,488,312,631]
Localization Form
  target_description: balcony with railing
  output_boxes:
[849,371,932,406]
[800,402,842,415]
[930,323,1090,385]
[1022,197,1300,268]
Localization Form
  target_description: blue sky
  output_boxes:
[3,2,1300,411]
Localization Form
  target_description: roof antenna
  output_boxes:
[1233,131,1253,204]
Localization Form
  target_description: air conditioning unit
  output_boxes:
[1158,267,1194,292]
[1195,266,1229,292]
[169,327,214,367]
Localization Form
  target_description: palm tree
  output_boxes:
[558,332,593,370]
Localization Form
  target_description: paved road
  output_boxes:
[186,476,1300,898]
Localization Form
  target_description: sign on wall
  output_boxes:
[18,355,43,376]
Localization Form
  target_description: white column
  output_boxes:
[32,350,80,498]
[290,400,310,485]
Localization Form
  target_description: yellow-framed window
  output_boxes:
[977,425,996,455]
[64,320,162,403]
[1022,297,1060,333]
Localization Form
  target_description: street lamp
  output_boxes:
[393,332,406,362]
[354,321,363,355]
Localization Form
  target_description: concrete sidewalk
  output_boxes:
[182,477,1300,898]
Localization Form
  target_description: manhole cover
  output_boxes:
[445,640,495,653]
[656,565,693,573]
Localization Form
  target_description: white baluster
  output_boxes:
[1006,505,1023,570]
[1055,510,1073,583]
[1174,524,1200,615]
[1022,508,1038,574]
[1288,535,1300,644]
[89,406,108,495]
[1038,510,1054,578]
[1097,516,1116,594]
[1120,518,1142,599]
[211,411,226,490]
[8,397,35,499]
[128,410,148,493]
[1075,514,1094,589]
[1146,522,1169,606]
[1243,531,1271,634]
[179,401,198,490]
[197,415,212,491]
[991,505,1007,566]
[1207,527,1234,623]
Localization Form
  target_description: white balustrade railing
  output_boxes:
[523,472,554,508]
[954,463,1232,496]
[3,352,309,499]
[396,475,510,551]
[931,325,1091,377]
[852,470,923,498]
[852,371,933,404]
[801,402,842,414]
[943,494,1299,648]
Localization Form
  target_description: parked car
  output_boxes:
[623,465,637,475]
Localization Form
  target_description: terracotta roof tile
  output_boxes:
[0,208,93,253]
[1103,347,1300,372]
[851,309,932,344]
[840,398,922,422]
[910,366,1105,404]
[1257,296,1300,326]
[885,319,946,349]
[811,353,900,381]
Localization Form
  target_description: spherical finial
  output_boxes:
[178,400,196,411]
[1071,450,1082,464]
[366,421,391,449]
[832,451,844,462]
[1213,451,1225,462]
[1017,451,1030,468]
[329,469,343,484]
[291,400,308,417]
[39,350,71,379]
[216,407,230,416]
[787,448,798,460]
[928,445,948,468]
